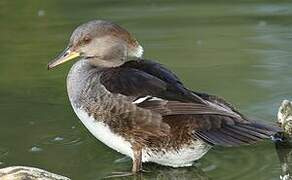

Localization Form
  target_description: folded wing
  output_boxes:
[99,59,280,146]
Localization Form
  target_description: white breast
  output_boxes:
[73,107,134,158]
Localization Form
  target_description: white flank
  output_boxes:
[142,141,211,167]
[74,107,134,158]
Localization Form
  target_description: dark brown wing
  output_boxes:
[138,98,280,146]
[100,67,167,97]
[100,59,206,104]
[99,59,280,146]
[191,92,281,145]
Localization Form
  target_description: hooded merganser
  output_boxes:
[48,20,280,173]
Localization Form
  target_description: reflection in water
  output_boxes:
[107,164,209,180]
[143,165,209,180]
[275,142,292,180]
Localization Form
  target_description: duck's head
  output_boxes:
[48,20,143,69]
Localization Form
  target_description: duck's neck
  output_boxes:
[67,59,102,105]
[88,57,125,68]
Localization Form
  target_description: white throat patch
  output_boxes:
[129,45,144,58]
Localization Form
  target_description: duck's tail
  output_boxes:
[193,121,282,147]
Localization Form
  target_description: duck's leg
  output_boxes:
[104,146,143,178]
[132,146,142,173]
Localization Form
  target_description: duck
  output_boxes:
[48,20,280,174]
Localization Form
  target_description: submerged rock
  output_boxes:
[0,166,70,180]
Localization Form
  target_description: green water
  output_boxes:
[1,0,292,179]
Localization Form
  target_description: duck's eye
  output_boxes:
[83,36,91,43]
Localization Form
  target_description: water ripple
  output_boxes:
[0,148,8,158]
[0,147,8,167]
[40,133,84,146]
